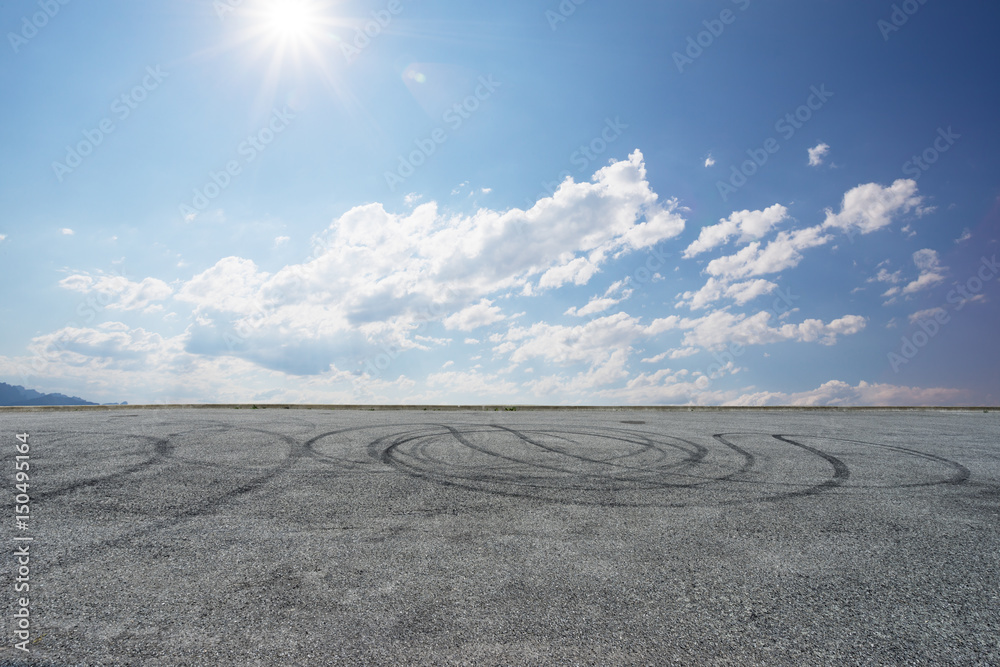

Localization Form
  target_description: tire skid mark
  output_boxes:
[375,427,867,505]
[496,425,703,474]
[163,424,307,472]
[412,424,714,489]
[32,434,173,501]
[39,422,307,571]
[378,425,758,500]
[776,434,970,488]
[760,434,850,501]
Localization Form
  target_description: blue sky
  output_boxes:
[1,0,998,405]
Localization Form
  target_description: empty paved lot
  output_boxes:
[2,407,999,665]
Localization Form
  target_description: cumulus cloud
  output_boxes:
[494,306,866,384]
[114,151,683,375]
[908,307,947,324]
[704,154,715,168]
[868,266,902,284]
[442,299,505,331]
[538,254,601,289]
[676,277,778,310]
[60,228,74,235]
[641,347,699,363]
[704,225,832,281]
[683,204,789,258]
[954,228,972,244]
[175,257,270,316]
[822,179,924,235]
[650,309,867,350]
[59,273,173,313]
[902,249,947,294]
[23,323,178,375]
[727,380,965,407]
[565,279,633,317]
[0,322,417,405]
[565,296,619,317]
[500,312,645,368]
[807,142,830,166]
[424,370,519,398]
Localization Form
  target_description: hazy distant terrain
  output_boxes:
[0,382,99,406]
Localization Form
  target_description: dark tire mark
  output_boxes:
[377,425,760,505]
[39,422,308,571]
[31,433,173,501]
[374,427,964,506]
[765,434,850,501]
[776,434,970,488]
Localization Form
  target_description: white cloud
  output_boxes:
[60,228,74,235]
[683,204,789,258]
[868,267,902,284]
[807,142,830,166]
[565,280,633,316]
[902,249,947,294]
[724,279,778,305]
[822,179,924,235]
[727,380,965,407]
[705,225,831,281]
[175,257,270,316]
[463,338,479,344]
[274,236,290,246]
[0,234,6,242]
[442,299,505,331]
[565,296,619,317]
[59,273,173,312]
[704,154,715,168]
[582,368,724,405]
[0,323,413,405]
[501,312,645,368]
[539,255,601,289]
[481,187,492,194]
[127,150,683,375]
[424,370,519,399]
[639,348,702,364]
[495,306,866,385]
[653,309,866,350]
[954,228,972,244]
[676,277,778,310]
[908,307,947,324]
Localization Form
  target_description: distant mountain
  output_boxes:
[0,382,99,407]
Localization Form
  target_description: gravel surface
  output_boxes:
[1,408,998,665]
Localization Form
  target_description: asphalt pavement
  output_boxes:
[1,407,998,665]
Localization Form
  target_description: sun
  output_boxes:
[259,0,319,43]
[210,0,356,119]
